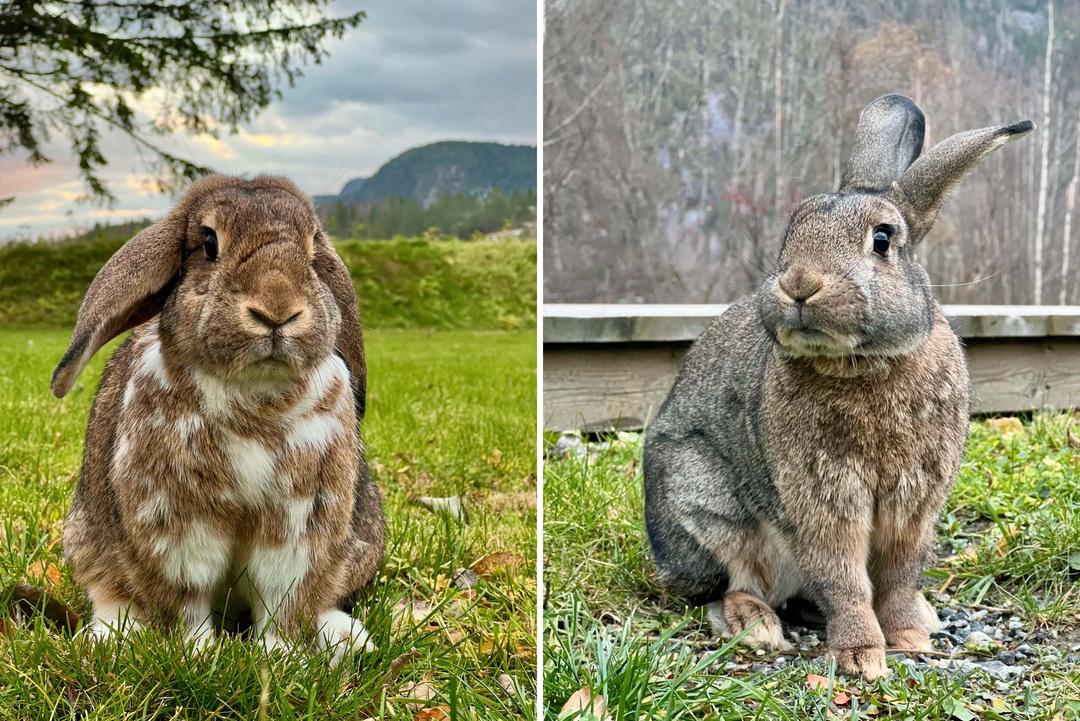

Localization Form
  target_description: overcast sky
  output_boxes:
[0,0,537,240]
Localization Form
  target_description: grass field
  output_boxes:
[0,327,536,720]
[544,417,1080,720]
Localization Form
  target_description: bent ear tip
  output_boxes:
[1004,120,1036,137]
[50,371,71,398]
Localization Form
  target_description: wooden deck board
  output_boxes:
[543,305,1080,431]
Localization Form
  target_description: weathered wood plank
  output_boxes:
[543,339,1080,432]
[544,304,1080,342]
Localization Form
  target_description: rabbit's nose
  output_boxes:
[778,268,824,303]
[246,303,304,331]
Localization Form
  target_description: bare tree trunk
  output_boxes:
[773,0,787,207]
[1061,105,1080,305]
[1033,0,1054,304]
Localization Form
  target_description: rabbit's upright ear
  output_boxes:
[889,120,1035,241]
[51,220,182,398]
[313,231,367,420]
[841,94,926,193]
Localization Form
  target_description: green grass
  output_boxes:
[543,418,1080,720]
[0,327,536,720]
[0,233,536,331]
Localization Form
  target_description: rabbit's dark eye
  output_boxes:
[872,226,892,257]
[202,227,219,261]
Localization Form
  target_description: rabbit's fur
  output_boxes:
[53,175,384,659]
[644,95,1033,679]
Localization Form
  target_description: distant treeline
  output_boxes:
[322,189,536,240]
[545,0,1080,305]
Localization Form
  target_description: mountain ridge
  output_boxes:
[314,140,536,209]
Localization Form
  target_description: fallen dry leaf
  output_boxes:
[1068,428,1080,450]
[987,417,1024,438]
[27,561,61,587]
[7,584,81,632]
[559,687,609,720]
[806,674,831,690]
[400,679,437,711]
[471,551,525,577]
[834,692,851,706]
[415,706,450,721]
[392,598,436,629]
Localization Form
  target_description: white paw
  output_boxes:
[317,609,375,663]
[87,605,144,641]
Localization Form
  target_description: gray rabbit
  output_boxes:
[643,94,1033,679]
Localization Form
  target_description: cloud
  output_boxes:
[0,0,537,240]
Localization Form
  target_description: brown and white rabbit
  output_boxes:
[643,95,1034,679]
[52,175,385,660]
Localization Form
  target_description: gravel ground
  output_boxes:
[549,431,1080,690]
[719,598,1080,687]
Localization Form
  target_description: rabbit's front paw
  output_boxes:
[885,627,931,652]
[318,609,376,664]
[829,645,889,680]
[711,592,793,652]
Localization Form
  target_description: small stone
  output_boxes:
[550,434,586,459]
[754,648,766,657]
[1008,619,1023,631]
[968,622,985,633]
[994,681,1010,693]
[964,631,995,653]
[994,651,1019,665]
[496,673,516,698]
[451,568,479,589]
[969,609,989,622]
[1016,644,1033,656]
[586,441,611,457]
[418,495,467,523]
[977,660,1023,680]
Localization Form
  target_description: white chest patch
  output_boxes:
[224,432,280,505]
[154,519,232,589]
[286,413,342,452]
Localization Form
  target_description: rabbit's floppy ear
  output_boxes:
[840,94,925,193]
[890,119,1035,241]
[51,220,182,398]
[313,231,367,420]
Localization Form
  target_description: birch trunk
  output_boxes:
[1033,0,1054,304]
[1061,106,1080,305]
